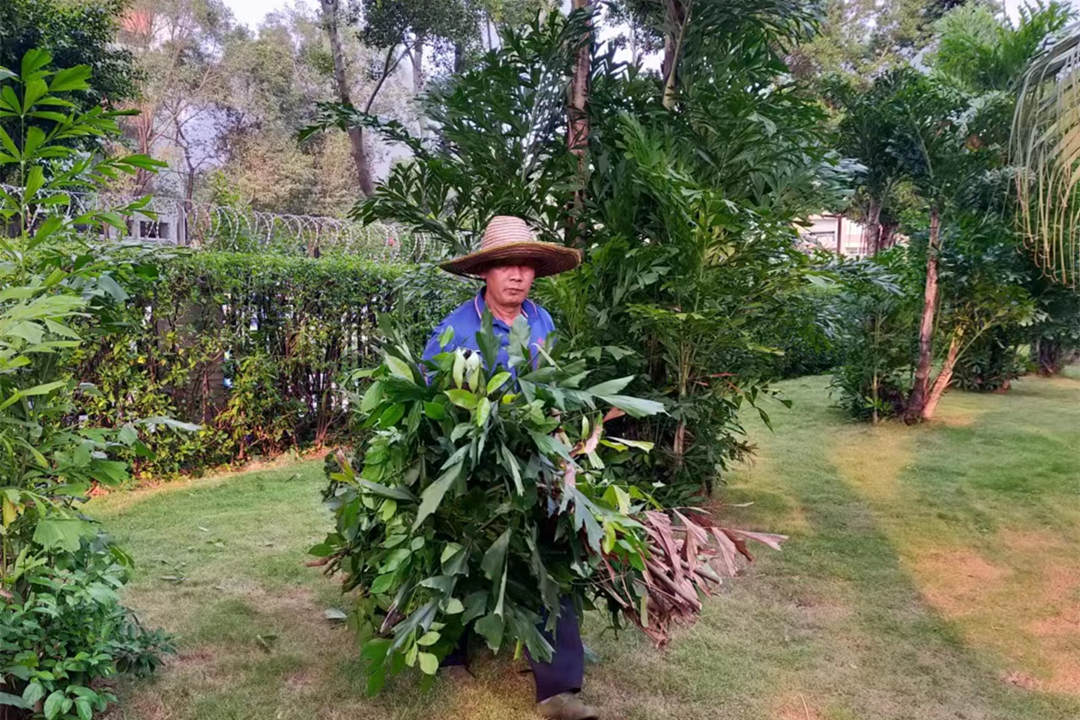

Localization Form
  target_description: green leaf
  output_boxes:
[423,401,446,420]
[417,631,439,646]
[413,464,462,529]
[75,697,92,720]
[0,692,29,710]
[360,381,384,413]
[528,430,572,462]
[474,613,505,651]
[481,527,511,581]
[418,651,439,675]
[384,354,415,382]
[21,681,44,707]
[608,436,655,452]
[21,49,51,79]
[43,690,65,720]
[378,403,406,428]
[476,312,499,369]
[486,371,512,395]
[21,79,49,113]
[499,444,524,495]
[475,396,492,427]
[0,126,16,158]
[445,389,478,410]
[32,517,88,552]
[24,165,44,200]
[585,376,635,396]
[594,394,666,418]
[49,65,92,93]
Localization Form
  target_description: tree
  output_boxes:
[321,0,376,195]
[0,0,139,109]
[1012,12,1080,285]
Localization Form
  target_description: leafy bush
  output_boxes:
[828,253,918,421]
[312,318,783,693]
[75,252,471,477]
[0,50,172,719]
[952,326,1026,392]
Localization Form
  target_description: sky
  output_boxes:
[224,0,296,29]
[226,0,1080,33]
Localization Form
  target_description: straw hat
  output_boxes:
[439,216,583,278]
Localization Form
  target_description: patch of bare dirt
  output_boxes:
[914,549,1010,617]
[774,693,824,720]
[1003,670,1042,691]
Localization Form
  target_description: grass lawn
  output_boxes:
[91,368,1080,720]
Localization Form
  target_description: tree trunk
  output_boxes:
[565,0,592,246]
[1036,338,1063,375]
[412,35,426,136]
[879,222,897,251]
[320,0,374,196]
[661,0,691,110]
[922,328,962,420]
[865,199,882,255]
[453,41,466,73]
[905,205,941,423]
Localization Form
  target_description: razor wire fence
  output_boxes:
[1,184,437,263]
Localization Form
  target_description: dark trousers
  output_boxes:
[443,597,585,702]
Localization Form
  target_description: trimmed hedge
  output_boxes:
[75,250,470,477]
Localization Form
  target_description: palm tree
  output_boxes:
[1012,14,1080,286]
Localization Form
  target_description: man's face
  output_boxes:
[481,263,536,307]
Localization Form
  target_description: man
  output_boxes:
[421,216,597,720]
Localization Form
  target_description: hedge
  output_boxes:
[75,250,470,477]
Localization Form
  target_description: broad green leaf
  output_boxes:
[594,394,665,418]
[474,613,504,651]
[75,698,92,720]
[384,354,415,382]
[423,401,446,420]
[0,126,16,159]
[486,372,511,395]
[20,49,52,79]
[475,397,492,427]
[417,631,439,646]
[413,464,462,529]
[21,681,44,707]
[49,65,92,93]
[585,376,634,396]
[378,403,406,428]
[445,389,478,410]
[476,312,499,369]
[0,692,29,710]
[360,381,384,413]
[23,165,44,200]
[43,690,65,720]
[21,79,48,112]
[499,444,524,495]
[528,430,572,462]
[418,652,439,675]
[480,527,511,581]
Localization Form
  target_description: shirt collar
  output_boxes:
[474,289,530,326]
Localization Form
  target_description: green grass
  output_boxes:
[90,368,1080,720]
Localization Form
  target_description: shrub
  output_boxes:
[75,253,471,477]
[0,50,172,720]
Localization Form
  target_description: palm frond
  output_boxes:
[1011,20,1080,286]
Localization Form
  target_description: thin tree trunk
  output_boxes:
[1036,338,1063,375]
[565,0,592,247]
[905,205,941,423]
[320,0,374,196]
[922,328,963,419]
[865,199,882,255]
[412,35,425,136]
[661,0,691,110]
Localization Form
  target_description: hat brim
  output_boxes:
[439,241,583,278]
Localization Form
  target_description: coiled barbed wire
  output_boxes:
[1,184,434,263]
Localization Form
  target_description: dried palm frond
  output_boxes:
[596,507,785,646]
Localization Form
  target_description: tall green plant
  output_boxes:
[0,50,174,720]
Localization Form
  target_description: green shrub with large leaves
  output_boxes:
[312,318,783,693]
[0,50,173,719]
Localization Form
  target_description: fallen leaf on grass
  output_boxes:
[324,608,348,622]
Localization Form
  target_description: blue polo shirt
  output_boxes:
[422,290,556,369]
